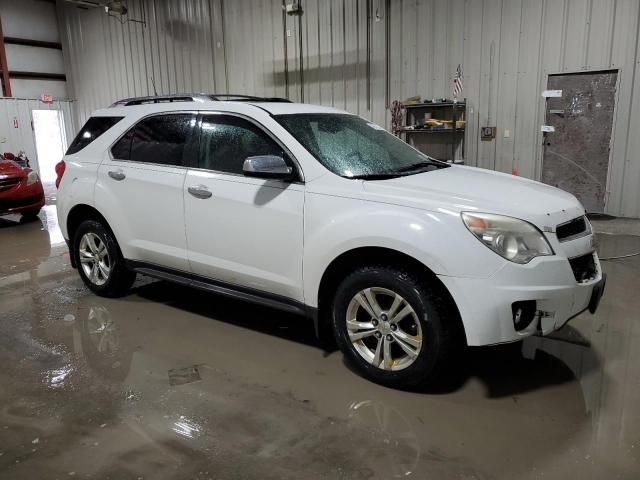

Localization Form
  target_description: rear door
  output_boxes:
[95,112,198,271]
[183,113,304,301]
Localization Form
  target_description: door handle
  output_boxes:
[188,185,213,199]
[108,170,126,181]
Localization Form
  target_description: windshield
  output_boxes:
[274,113,449,178]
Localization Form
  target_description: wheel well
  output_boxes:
[316,247,466,345]
[66,205,124,270]
[66,204,111,243]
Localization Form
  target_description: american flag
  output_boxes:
[453,64,464,98]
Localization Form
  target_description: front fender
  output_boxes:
[303,193,504,307]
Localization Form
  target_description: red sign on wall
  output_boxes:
[41,94,53,103]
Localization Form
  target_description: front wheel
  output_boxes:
[332,265,455,389]
[21,208,41,220]
[73,219,136,297]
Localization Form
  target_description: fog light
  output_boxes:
[512,300,537,331]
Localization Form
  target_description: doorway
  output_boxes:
[541,70,617,213]
[32,110,67,183]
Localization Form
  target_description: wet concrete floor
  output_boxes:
[1,195,639,479]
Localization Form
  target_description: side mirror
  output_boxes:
[242,155,294,180]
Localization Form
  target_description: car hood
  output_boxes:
[361,165,585,228]
[0,159,25,178]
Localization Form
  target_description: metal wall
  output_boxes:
[58,0,640,217]
[387,0,640,218]
[0,98,75,175]
[0,0,68,98]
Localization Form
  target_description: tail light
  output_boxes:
[55,160,66,188]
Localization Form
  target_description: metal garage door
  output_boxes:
[541,71,617,213]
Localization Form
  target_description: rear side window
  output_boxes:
[66,116,123,155]
[111,114,196,167]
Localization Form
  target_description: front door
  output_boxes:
[541,70,617,213]
[184,113,304,301]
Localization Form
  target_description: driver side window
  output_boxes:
[199,115,284,175]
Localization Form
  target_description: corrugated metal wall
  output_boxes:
[58,0,640,217]
[0,0,68,98]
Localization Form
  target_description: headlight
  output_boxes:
[461,212,554,264]
[26,171,39,186]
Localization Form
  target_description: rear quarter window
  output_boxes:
[66,116,124,155]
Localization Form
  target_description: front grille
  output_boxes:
[556,216,588,242]
[0,194,42,210]
[569,253,597,282]
[0,177,21,191]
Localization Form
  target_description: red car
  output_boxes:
[0,154,45,218]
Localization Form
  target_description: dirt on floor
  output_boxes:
[0,204,639,480]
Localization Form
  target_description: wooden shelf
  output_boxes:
[403,102,466,109]
[401,100,466,162]
[400,128,465,134]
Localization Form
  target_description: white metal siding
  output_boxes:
[0,0,68,100]
[0,98,75,175]
[58,0,640,217]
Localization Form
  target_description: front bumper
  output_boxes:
[439,251,605,346]
[0,180,45,215]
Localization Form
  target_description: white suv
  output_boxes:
[56,94,605,388]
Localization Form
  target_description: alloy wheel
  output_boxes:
[79,232,111,286]
[345,287,423,371]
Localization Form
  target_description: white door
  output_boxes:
[95,113,197,271]
[184,113,304,301]
[32,109,67,182]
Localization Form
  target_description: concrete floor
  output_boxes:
[1,191,639,479]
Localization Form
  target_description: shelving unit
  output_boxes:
[400,101,466,163]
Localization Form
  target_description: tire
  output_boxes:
[332,265,455,389]
[21,208,41,220]
[72,219,136,297]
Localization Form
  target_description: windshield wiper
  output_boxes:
[345,159,448,180]
[393,160,447,174]
[347,172,401,180]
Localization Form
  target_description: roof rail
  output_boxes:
[109,94,211,107]
[109,93,292,107]
[208,94,292,103]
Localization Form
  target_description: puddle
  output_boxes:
[347,400,420,478]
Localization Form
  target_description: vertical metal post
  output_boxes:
[0,16,12,97]
[220,0,230,93]
[298,5,304,102]
[452,104,456,161]
[384,0,390,109]
[282,0,290,99]
[366,0,371,110]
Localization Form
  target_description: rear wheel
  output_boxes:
[73,220,135,297]
[332,265,455,389]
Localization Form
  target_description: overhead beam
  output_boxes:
[0,17,11,96]
[3,37,62,50]
[7,71,66,81]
